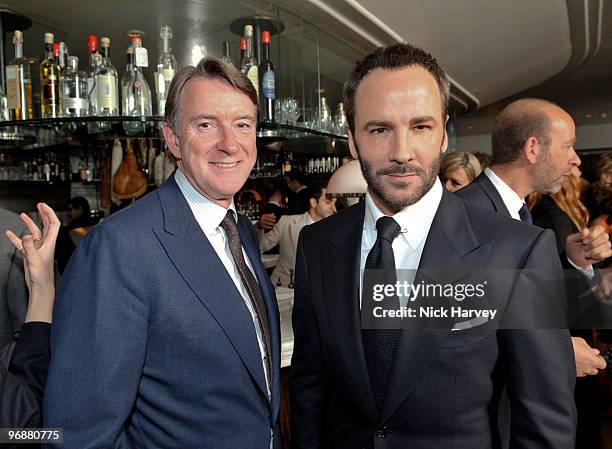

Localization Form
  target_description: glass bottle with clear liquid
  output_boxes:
[95,37,119,116]
[40,32,61,118]
[129,38,152,116]
[6,30,33,120]
[241,25,258,99]
[156,25,176,116]
[121,45,135,116]
[60,56,88,117]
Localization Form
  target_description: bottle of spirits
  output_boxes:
[241,26,258,98]
[259,31,275,122]
[96,37,119,116]
[87,35,99,115]
[156,25,176,116]
[59,41,68,69]
[121,45,135,116]
[40,33,60,118]
[239,39,246,63]
[60,56,88,117]
[222,41,232,65]
[6,30,33,120]
[129,37,152,116]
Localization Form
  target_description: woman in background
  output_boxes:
[1,203,59,428]
[439,151,482,192]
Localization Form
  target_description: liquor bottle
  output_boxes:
[222,41,232,65]
[241,26,258,97]
[259,31,275,122]
[59,41,68,69]
[121,45,135,116]
[40,32,61,118]
[156,25,177,116]
[129,37,152,116]
[96,37,119,116]
[87,35,99,114]
[239,39,246,63]
[60,56,88,117]
[6,30,33,120]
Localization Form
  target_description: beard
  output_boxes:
[532,150,565,195]
[355,140,442,213]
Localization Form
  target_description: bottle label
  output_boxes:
[96,74,117,109]
[61,98,88,110]
[135,47,149,68]
[5,65,20,108]
[262,70,275,100]
[247,66,259,97]
[42,78,58,102]
[162,67,174,80]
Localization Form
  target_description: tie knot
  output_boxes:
[376,216,401,243]
[220,210,239,238]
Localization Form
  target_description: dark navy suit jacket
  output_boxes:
[43,175,282,448]
[291,189,576,449]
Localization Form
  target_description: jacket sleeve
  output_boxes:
[0,322,50,428]
[290,230,330,449]
[43,223,149,449]
[499,229,576,449]
[6,222,28,341]
[258,216,285,254]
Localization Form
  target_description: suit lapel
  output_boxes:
[153,177,270,405]
[379,191,492,423]
[237,216,281,420]
[323,202,379,422]
[474,172,512,218]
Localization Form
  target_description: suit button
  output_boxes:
[375,427,388,438]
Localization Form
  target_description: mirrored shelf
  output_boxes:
[0,116,348,152]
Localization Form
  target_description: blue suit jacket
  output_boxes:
[43,175,282,448]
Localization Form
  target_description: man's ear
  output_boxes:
[441,114,449,154]
[348,129,359,160]
[523,136,540,164]
[163,122,181,159]
[309,197,317,209]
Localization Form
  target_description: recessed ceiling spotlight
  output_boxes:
[600,112,608,119]
[585,113,593,118]
[467,125,473,130]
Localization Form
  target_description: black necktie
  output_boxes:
[519,203,532,224]
[362,216,402,409]
[220,210,273,387]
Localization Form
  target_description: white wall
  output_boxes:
[452,122,612,155]
[452,134,491,154]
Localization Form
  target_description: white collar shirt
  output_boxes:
[484,167,524,220]
[360,179,443,307]
[174,169,271,397]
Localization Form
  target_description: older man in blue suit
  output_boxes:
[43,58,282,448]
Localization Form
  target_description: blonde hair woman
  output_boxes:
[440,151,482,192]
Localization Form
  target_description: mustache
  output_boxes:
[376,164,425,176]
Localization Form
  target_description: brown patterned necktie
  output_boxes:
[220,210,273,387]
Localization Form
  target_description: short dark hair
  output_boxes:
[68,196,90,216]
[165,57,258,133]
[491,98,556,164]
[343,42,450,133]
[308,184,325,203]
[286,169,306,185]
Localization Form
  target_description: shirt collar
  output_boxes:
[174,169,237,237]
[484,167,524,218]
[364,178,443,250]
[305,211,315,225]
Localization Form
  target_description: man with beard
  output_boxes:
[457,98,611,449]
[290,43,576,448]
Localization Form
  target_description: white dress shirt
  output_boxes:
[485,167,593,276]
[174,170,271,396]
[360,179,443,307]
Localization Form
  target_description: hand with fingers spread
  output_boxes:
[5,203,60,323]
[566,225,612,269]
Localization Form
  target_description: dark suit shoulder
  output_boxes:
[456,179,495,211]
[299,202,363,245]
